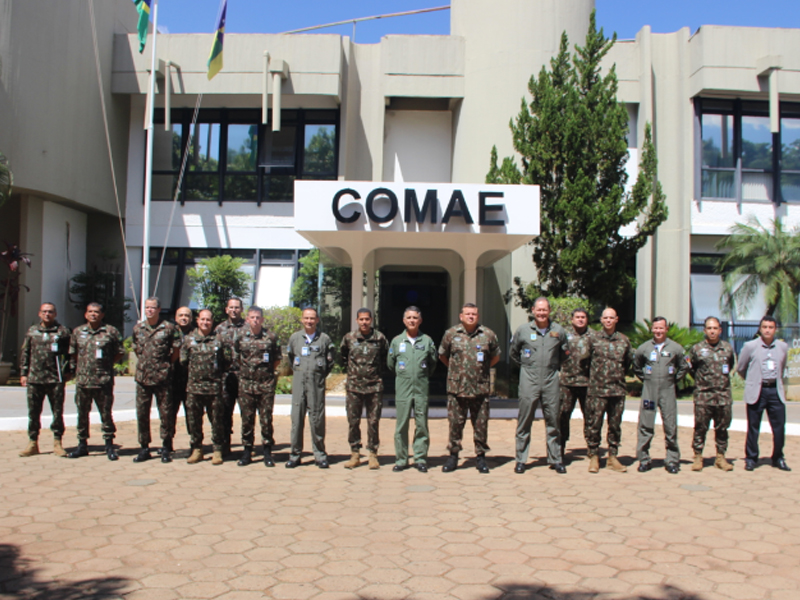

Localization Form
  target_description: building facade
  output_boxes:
[2,0,800,364]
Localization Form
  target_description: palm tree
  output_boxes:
[716,216,800,323]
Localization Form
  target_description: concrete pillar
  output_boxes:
[364,252,375,311]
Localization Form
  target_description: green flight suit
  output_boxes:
[387,332,437,467]
[633,338,689,466]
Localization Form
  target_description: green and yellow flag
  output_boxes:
[133,0,151,53]
[207,0,228,80]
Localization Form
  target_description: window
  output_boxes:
[696,98,800,203]
[152,108,339,204]
[149,248,303,314]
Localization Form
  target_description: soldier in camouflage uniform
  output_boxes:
[510,297,569,474]
[181,309,231,465]
[286,308,335,468]
[388,306,437,472]
[558,309,593,463]
[172,307,193,437]
[67,303,124,460]
[438,303,500,473]
[215,298,246,455]
[633,317,690,473]
[18,303,71,458]
[234,306,282,467]
[585,308,634,473]
[131,297,181,463]
[686,316,735,471]
[340,308,388,470]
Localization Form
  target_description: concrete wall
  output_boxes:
[383,110,452,182]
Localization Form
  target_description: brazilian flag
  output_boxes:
[207,0,228,80]
[133,0,151,54]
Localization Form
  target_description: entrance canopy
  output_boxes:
[294,181,539,323]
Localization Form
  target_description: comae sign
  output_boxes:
[294,181,539,236]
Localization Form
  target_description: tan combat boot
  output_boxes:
[344,451,360,469]
[19,440,39,457]
[187,449,204,464]
[588,454,600,473]
[607,455,627,472]
[52,438,67,458]
[715,452,733,472]
[368,450,380,470]
[692,453,704,471]
[212,450,224,465]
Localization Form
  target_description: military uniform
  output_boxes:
[558,326,593,455]
[19,322,71,442]
[180,329,231,452]
[388,332,437,467]
[510,320,569,465]
[69,323,123,442]
[438,323,500,456]
[215,318,246,450]
[687,339,735,454]
[132,319,181,448]
[172,326,192,435]
[340,329,389,453]
[633,338,689,466]
[234,328,282,449]
[586,330,634,457]
[287,330,335,463]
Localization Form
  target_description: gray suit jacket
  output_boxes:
[736,337,788,404]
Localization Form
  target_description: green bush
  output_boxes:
[262,306,302,347]
[115,336,134,376]
[547,297,593,327]
[625,319,704,351]
[276,375,292,395]
[187,255,253,323]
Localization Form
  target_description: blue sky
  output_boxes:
[152,0,800,43]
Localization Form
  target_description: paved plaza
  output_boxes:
[1,396,798,600]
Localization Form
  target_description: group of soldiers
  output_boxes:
[18,296,791,474]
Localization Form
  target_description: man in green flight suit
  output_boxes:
[633,316,689,473]
[387,306,437,473]
[286,308,335,469]
[510,297,569,474]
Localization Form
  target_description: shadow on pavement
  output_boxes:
[0,544,127,600]
[360,583,706,600]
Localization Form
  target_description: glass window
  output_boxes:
[259,126,296,168]
[153,123,183,171]
[255,265,294,308]
[188,123,220,172]
[701,113,735,199]
[782,117,800,202]
[741,115,773,201]
[303,124,336,175]
[227,124,258,172]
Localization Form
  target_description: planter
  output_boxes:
[0,362,12,385]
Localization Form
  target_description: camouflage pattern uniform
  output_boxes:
[510,320,569,465]
[633,338,690,465]
[687,339,735,453]
[287,330,335,463]
[235,327,282,448]
[388,332,437,467]
[558,326,593,454]
[215,318,246,449]
[340,329,389,452]
[586,330,634,457]
[19,322,71,441]
[172,325,193,435]
[69,323,123,442]
[438,323,500,456]
[132,319,181,447]
[180,329,231,451]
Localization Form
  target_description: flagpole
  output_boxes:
[141,0,159,320]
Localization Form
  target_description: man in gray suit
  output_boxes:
[737,316,790,472]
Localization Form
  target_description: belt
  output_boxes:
[762,380,777,388]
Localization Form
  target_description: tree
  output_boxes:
[0,152,11,209]
[186,255,253,323]
[716,216,800,323]
[487,11,668,308]
[290,248,351,344]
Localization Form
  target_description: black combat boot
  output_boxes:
[442,454,459,473]
[67,441,88,459]
[161,439,173,463]
[133,445,151,463]
[263,445,275,467]
[105,441,119,461]
[237,446,253,466]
